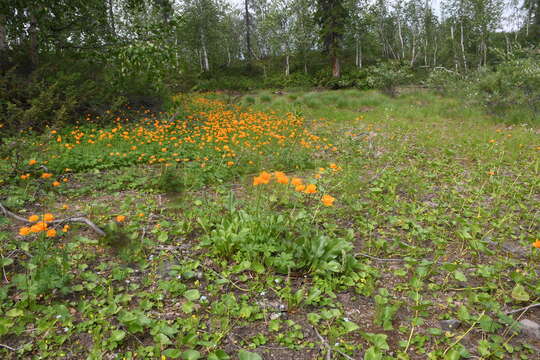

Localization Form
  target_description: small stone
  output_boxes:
[519,319,540,339]
[439,319,461,331]
[270,312,282,320]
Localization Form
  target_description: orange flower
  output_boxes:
[314,174,322,179]
[28,159,37,165]
[291,177,303,186]
[227,161,234,166]
[31,221,48,233]
[20,174,31,180]
[41,173,53,179]
[19,227,32,236]
[62,204,69,210]
[28,214,39,222]
[276,173,289,184]
[321,194,336,207]
[295,184,306,192]
[487,171,495,176]
[533,240,540,249]
[43,213,55,222]
[116,215,126,222]
[304,184,317,194]
[489,139,496,144]
[52,181,61,187]
[62,225,70,232]
[46,229,57,237]
[259,171,272,183]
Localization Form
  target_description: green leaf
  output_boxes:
[0,258,13,267]
[364,346,382,360]
[511,284,529,302]
[453,270,467,282]
[343,320,360,333]
[238,350,262,360]
[163,349,182,359]
[207,350,230,360]
[184,289,201,301]
[6,308,23,317]
[181,349,201,360]
[110,330,126,342]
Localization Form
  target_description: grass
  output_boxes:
[0,88,539,359]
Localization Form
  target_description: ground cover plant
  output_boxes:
[0,88,539,360]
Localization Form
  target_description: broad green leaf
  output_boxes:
[111,330,126,342]
[163,349,182,359]
[207,350,230,360]
[6,308,23,317]
[181,349,201,360]
[184,289,201,301]
[238,350,262,360]
[343,320,360,333]
[511,284,529,302]
[453,270,467,282]
[364,346,382,360]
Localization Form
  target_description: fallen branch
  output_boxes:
[0,203,106,237]
[505,303,540,316]
[313,326,332,360]
[0,343,24,351]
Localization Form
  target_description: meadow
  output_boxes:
[0,88,539,360]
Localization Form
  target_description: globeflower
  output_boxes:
[46,229,57,237]
[43,213,55,222]
[19,227,32,236]
[116,215,126,222]
[52,181,61,187]
[321,194,336,207]
[31,221,48,233]
[291,177,303,186]
[304,184,317,194]
[295,184,306,192]
[28,214,39,222]
[533,240,540,249]
[28,159,37,165]
[41,173,53,179]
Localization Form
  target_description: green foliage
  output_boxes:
[201,209,357,275]
[477,56,540,122]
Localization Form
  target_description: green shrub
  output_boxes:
[477,57,540,122]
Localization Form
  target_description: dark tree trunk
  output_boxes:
[29,11,38,68]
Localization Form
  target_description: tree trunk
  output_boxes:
[451,24,458,71]
[0,15,6,52]
[108,0,116,37]
[201,32,209,72]
[332,54,340,78]
[29,11,38,68]
[410,31,416,66]
[460,19,467,71]
[285,53,290,76]
[244,0,251,63]
[397,16,405,60]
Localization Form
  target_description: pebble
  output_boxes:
[439,319,461,331]
[519,319,540,340]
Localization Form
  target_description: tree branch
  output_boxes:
[0,202,106,237]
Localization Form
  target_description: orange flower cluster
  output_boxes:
[533,240,540,249]
[19,213,60,237]
[251,171,335,206]
[48,95,332,170]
